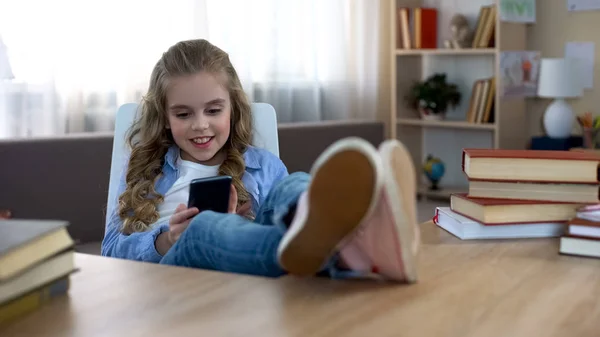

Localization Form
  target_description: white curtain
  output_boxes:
[0,0,382,139]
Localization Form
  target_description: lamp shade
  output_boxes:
[0,36,14,80]
[537,58,582,98]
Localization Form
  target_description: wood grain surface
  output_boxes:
[1,221,599,337]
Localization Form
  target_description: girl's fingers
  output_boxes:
[236,201,251,216]
[171,219,193,234]
[228,184,238,213]
[170,207,199,225]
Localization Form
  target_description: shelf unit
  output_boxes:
[390,0,530,198]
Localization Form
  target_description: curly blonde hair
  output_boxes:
[118,39,253,234]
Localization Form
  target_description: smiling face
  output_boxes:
[166,72,231,166]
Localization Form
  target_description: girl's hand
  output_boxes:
[228,184,252,216]
[168,204,199,244]
[155,204,198,256]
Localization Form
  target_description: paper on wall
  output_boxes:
[568,0,600,11]
[499,51,541,97]
[499,0,536,23]
[565,42,595,89]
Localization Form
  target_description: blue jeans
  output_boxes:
[159,172,311,277]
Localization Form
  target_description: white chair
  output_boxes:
[106,102,279,216]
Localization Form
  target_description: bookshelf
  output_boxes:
[390,0,530,199]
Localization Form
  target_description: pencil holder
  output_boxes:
[582,127,598,149]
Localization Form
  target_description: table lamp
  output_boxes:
[537,58,582,139]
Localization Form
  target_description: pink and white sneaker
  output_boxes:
[277,137,383,276]
[339,139,420,282]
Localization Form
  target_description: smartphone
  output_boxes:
[187,176,232,213]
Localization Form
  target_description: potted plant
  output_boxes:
[405,73,461,121]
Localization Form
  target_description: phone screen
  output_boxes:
[187,176,232,213]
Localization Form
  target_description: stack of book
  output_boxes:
[0,220,77,326]
[465,77,495,125]
[559,205,600,258]
[435,149,600,240]
[396,7,438,50]
[471,4,496,49]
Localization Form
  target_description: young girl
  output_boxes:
[101,39,420,282]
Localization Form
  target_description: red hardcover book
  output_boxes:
[567,217,600,240]
[461,148,600,184]
[450,193,584,225]
[467,180,600,204]
[570,217,600,227]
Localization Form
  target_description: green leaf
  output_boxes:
[404,73,462,114]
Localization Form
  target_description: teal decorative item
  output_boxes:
[423,155,445,191]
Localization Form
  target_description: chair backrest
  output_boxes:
[106,102,279,215]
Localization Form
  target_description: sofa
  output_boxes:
[0,120,384,253]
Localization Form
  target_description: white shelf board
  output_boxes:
[397,118,497,130]
[395,48,496,56]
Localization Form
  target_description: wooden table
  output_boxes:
[2,221,599,337]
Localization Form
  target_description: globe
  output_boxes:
[423,155,445,190]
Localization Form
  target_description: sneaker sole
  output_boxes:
[379,139,420,283]
[277,137,383,276]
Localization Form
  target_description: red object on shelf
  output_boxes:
[414,8,438,49]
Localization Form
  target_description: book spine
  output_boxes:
[420,9,437,49]
[450,207,569,226]
[461,150,467,175]
[0,277,69,325]
[413,8,421,49]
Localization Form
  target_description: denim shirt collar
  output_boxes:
[164,145,262,170]
[162,145,263,210]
